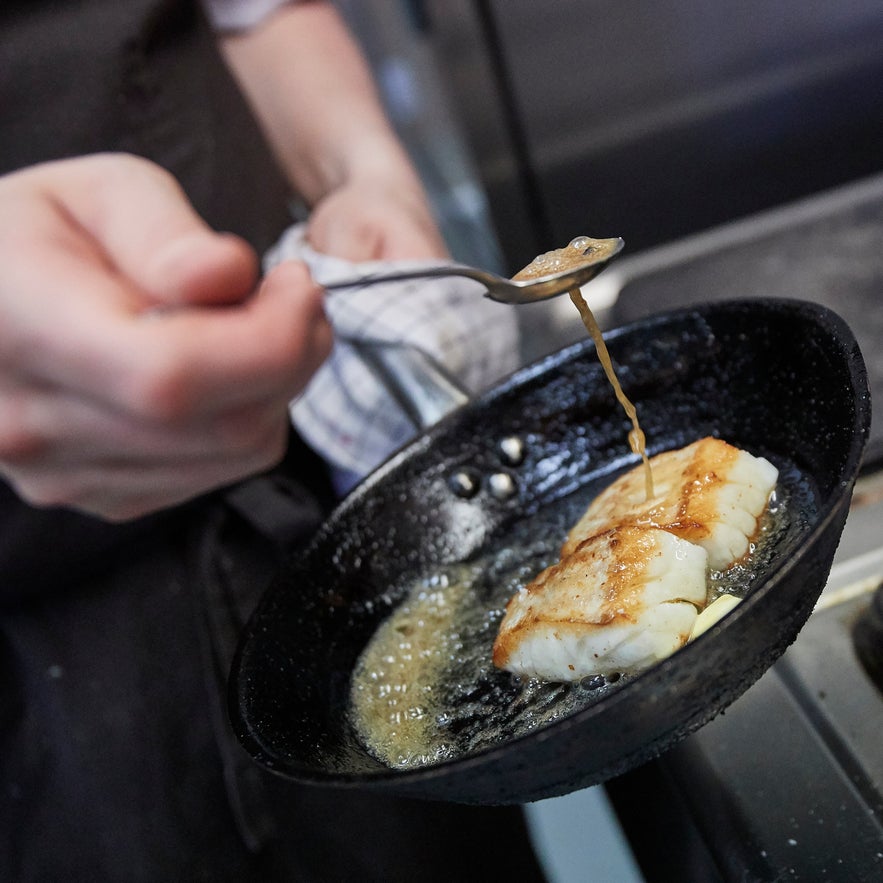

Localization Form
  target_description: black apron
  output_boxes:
[0,2,548,880]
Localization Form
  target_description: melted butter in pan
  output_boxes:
[349,489,795,771]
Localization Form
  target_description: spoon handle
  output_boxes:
[320,264,491,291]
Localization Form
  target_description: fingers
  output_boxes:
[0,261,331,519]
[0,427,291,522]
[0,155,334,519]
[0,358,296,520]
[0,258,330,438]
[25,153,259,308]
[93,260,332,418]
[4,195,331,419]
[0,376,286,466]
[144,230,258,308]
[0,361,293,518]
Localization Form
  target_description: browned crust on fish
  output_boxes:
[562,437,741,557]
[492,525,660,669]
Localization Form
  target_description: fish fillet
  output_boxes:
[493,437,778,681]
[562,437,778,570]
[493,525,708,678]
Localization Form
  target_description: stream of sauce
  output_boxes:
[567,287,655,501]
[513,236,654,500]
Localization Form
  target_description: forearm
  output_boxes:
[218,1,424,206]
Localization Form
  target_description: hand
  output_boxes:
[218,1,450,265]
[306,177,449,262]
[0,153,332,521]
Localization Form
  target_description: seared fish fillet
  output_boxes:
[493,437,778,682]
[562,437,778,571]
[493,525,708,679]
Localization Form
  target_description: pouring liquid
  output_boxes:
[567,287,655,501]
[511,236,654,500]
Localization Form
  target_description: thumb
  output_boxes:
[47,153,259,308]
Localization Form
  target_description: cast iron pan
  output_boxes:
[230,299,870,805]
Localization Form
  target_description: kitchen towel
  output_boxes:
[264,224,520,491]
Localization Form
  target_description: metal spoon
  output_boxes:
[320,236,624,305]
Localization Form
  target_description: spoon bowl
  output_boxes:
[321,236,624,305]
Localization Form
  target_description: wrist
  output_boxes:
[304,127,426,207]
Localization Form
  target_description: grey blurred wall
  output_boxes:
[424,0,883,269]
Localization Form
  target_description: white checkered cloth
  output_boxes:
[264,224,520,490]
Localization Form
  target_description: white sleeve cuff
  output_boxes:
[201,0,297,32]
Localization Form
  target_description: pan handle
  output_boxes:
[339,335,470,431]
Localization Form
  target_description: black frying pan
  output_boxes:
[229,299,870,805]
